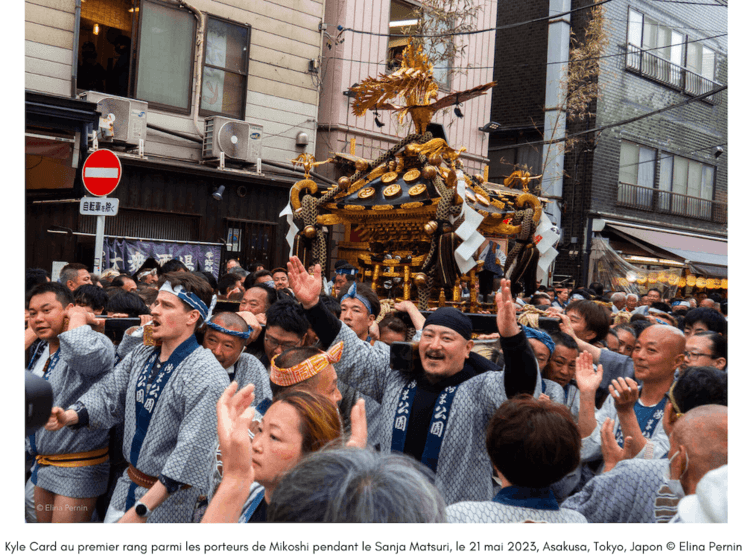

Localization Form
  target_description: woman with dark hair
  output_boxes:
[202,386,351,523]
[447,395,586,523]
[613,324,637,357]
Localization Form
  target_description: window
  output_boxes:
[685,42,716,96]
[134,1,196,112]
[625,8,718,98]
[489,144,542,183]
[617,141,656,210]
[77,1,250,117]
[658,154,715,219]
[200,17,251,119]
[77,0,194,112]
[387,0,451,89]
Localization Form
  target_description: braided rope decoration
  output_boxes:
[516,304,549,329]
[503,208,538,294]
[503,209,533,273]
[418,274,435,310]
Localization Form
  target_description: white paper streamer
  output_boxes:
[535,213,560,282]
[279,199,299,257]
[537,246,559,282]
[453,170,485,274]
[455,227,485,274]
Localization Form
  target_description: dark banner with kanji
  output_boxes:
[103,238,222,278]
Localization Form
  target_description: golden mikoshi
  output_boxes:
[285,40,548,310]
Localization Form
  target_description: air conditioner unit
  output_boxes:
[203,116,262,164]
[80,91,148,146]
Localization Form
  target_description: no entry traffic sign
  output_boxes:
[82,149,122,196]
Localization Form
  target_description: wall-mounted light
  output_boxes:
[343,83,359,98]
[93,23,100,35]
[714,146,724,159]
[478,122,501,133]
[212,185,225,201]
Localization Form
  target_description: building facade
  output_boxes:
[488,0,727,288]
[26,0,328,274]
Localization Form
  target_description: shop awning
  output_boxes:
[605,223,727,269]
[687,263,728,278]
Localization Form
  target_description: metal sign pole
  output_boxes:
[93,195,106,274]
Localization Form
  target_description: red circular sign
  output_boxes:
[82,149,122,196]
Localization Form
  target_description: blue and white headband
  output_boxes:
[160,280,216,321]
[340,281,372,314]
[205,320,253,339]
[524,327,555,355]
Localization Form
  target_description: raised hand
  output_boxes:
[346,398,367,449]
[66,306,104,331]
[494,279,520,338]
[394,300,415,313]
[216,382,256,484]
[575,351,602,394]
[609,377,639,413]
[287,256,323,309]
[600,418,634,472]
[236,311,262,344]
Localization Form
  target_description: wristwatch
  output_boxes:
[134,500,153,519]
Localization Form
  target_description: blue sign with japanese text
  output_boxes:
[103,238,222,278]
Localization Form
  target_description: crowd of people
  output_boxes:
[24,258,728,523]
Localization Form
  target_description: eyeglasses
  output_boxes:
[264,333,302,351]
[683,351,714,360]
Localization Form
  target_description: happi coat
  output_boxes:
[29,326,115,498]
[581,391,670,463]
[561,459,668,523]
[542,379,581,419]
[447,486,587,523]
[78,337,229,522]
[326,321,541,505]
[231,352,271,404]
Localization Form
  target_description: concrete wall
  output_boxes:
[25,0,325,167]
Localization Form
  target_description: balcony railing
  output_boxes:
[626,44,722,104]
[617,182,727,224]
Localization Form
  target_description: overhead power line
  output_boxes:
[325,32,727,72]
[489,84,727,152]
[646,0,726,5]
[337,0,613,39]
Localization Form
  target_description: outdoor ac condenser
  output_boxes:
[79,91,148,146]
[202,116,263,164]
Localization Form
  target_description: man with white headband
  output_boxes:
[203,311,270,404]
[45,272,229,523]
